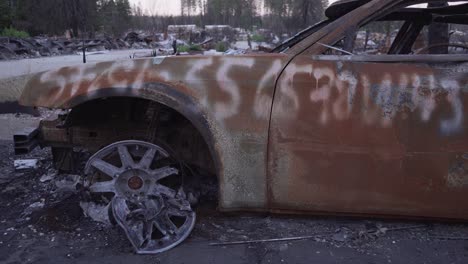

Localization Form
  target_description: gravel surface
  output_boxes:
[1,140,468,264]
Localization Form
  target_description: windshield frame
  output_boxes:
[293,0,468,56]
[271,20,331,53]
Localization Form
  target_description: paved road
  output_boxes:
[0,50,154,79]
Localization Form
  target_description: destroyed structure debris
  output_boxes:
[0,23,285,60]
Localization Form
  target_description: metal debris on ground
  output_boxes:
[333,228,351,242]
[79,202,111,225]
[22,199,45,216]
[14,159,38,170]
[54,174,81,192]
[209,232,334,246]
[224,49,246,55]
[210,225,428,246]
[430,236,468,240]
[357,225,426,241]
[39,174,54,183]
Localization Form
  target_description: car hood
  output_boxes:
[18,54,288,109]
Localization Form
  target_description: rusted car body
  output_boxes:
[15,0,468,223]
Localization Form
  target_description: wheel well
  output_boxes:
[66,97,216,175]
[61,96,219,204]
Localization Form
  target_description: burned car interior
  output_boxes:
[322,1,468,55]
[273,1,468,57]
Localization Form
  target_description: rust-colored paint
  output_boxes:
[20,54,291,211]
[17,0,468,220]
[270,55,468,219]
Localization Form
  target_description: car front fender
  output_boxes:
[18,55,290,211]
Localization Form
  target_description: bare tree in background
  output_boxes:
[263,0,327,34]
[2,0,329,38]
[180,0,326,34]
[0,0,12,29]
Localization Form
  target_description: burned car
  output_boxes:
[12,0,468,254]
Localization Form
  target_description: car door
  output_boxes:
[268,53,468,219]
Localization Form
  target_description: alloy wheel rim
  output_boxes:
[84,140,196,254]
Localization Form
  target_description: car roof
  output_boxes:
[326,0,468,23]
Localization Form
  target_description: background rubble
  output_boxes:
[0,26,281,61]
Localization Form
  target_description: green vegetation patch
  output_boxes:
[0,27,30,38]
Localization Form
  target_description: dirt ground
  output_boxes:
[1,140,468,264]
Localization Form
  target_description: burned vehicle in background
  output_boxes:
[13,0,468,254]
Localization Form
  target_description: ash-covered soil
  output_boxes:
[1,140,468,264]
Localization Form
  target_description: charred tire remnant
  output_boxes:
[84,140,196,254]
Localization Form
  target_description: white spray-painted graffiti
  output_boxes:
[38,60,153,106]
[32,57,466,136]
[254,59,284,119]
[440,80,464,136]
[214,58,255,120]
[277,63,465,136]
